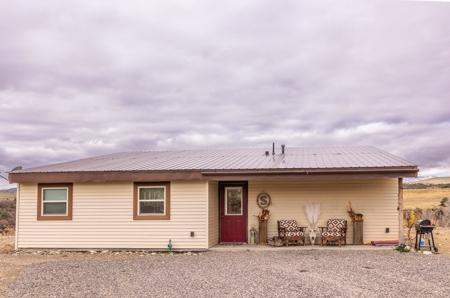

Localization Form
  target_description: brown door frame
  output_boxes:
[219,181,248,243]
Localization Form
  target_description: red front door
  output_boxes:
[220,182,247,243]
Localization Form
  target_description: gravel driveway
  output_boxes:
[4,250,450,298]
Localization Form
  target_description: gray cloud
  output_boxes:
[1,0,450,188]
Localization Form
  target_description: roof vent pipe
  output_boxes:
[281,144,285,154]
[272,143,275,155]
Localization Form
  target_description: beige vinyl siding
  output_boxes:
[248,179,399,244]
[14,183,21,250]
[208,181,219,248]
[17,181,208,249]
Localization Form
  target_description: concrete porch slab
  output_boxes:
[209,244,395,251]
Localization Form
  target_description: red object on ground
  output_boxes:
[371,240,399,246]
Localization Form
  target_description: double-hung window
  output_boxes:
[38,183,73,220]
[133,182,170,220]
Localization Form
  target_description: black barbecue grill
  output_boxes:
[414,219,438,252]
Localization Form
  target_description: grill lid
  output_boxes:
[415,219,434,232]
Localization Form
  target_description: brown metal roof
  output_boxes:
[8,146,419,183]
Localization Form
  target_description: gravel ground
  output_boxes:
[4,250,450,298]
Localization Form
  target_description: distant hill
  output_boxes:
[407,177,450,185]
[0,188,17,193]
[404,177,450,190]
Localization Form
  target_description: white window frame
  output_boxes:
[138,186,166,216]
[41,187,69,216]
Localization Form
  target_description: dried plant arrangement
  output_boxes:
[347,201,363,222]
[304,202,321,228]
[254,209,270,220]
[347,201,356,220]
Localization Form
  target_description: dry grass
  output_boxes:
[0,236,15,253]
[0,193,15,201]
[408,177,450,184]
[2,228,14,236]
[432,228,450,254]
[403,189,450,209]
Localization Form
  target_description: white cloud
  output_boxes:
[1,0,450,189]
[335,122,393,137]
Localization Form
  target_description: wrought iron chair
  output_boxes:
[277,220,306,246]
[319,219,347,247]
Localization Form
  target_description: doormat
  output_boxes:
[219,243,244,246]
[371,240,398,246]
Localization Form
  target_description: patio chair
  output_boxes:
[277,220,306,247]
[319,219,347,247]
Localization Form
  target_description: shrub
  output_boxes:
[0,209,8,219]
[395,245,411,253]
[440,197,448,207]
[2,227,14,236]
[0,200,15,232]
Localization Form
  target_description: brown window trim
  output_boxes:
[133,182,170,220]
[37,183,73,221]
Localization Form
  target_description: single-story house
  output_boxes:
[8,145,418,250]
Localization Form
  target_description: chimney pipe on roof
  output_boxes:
[281,144,285,154]
[272,143,275,155]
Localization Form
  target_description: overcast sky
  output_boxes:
[1,0,449,189]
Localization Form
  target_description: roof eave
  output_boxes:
[9,166,419,183]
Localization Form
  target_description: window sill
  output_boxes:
[133,214,170,220]
[37,215,72,221]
